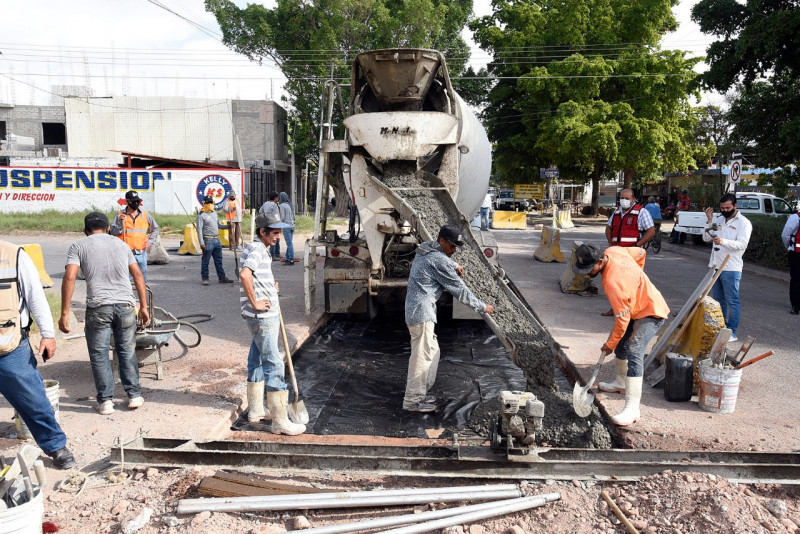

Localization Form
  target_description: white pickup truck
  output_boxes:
[673,192,795,243]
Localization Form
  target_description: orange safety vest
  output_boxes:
[224,199,240,222]
[610,205,642,247]
[119,209,150,251]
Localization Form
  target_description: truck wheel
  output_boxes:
[692,234,705,245]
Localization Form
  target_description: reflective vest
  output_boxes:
[118,209,150,251]
[224,199,241,222]
[793,212,800,253]
[610,205,643,246]
[0,242,26,355]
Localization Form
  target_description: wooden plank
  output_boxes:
[212,470,334,493]
[198,471,339,498]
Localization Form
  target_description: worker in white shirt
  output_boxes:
[781,211,800,315]
[480,192,493,231]
[703,193,753,342]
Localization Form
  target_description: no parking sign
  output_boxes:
[730,159,742,183]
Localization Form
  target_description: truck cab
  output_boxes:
[495,189,530,212]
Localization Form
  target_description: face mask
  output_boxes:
[720,209,735,219]
[127,202,140,211]
[202,203,215,213]
[619,199,632,210]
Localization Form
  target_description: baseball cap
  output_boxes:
[228,191,236,198]
[84,211,109,227]
[572,244,601,275]
[437,225,464,247]
[125,191,142,202]
[203,195,215,204]
[255,212,289,229]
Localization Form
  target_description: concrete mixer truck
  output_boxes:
[304,48,493,316]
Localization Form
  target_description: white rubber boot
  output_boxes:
[267,390,306,436]
[246,381,270,422]
[611,376,642,426]
[599,358,628,393]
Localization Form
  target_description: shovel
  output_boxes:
[573,351,610,418]
[278,309,309,425]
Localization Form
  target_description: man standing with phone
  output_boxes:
[0,240,75,469]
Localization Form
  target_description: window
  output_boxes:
[773,199,794,214]
[764,198,772,213]
[739,199,759,210]
[42,122,66,145]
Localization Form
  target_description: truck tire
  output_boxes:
[692,234,705,245]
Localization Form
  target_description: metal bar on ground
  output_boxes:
[176,488,524,515]
[376,493,561,534]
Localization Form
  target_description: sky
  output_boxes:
[0,0,719,108]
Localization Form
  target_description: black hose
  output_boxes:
[175,313,214,324]
[142,320,203,348]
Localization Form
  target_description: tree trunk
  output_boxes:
[591,171,600,216]
[331,173,350,218]
[623,169,634,190]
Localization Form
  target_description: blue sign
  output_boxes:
[195,174,233,209]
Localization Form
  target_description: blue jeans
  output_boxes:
[270,238,281,259]
[85,304,140,403]
[480,207,490,230]
[245,315,286,391]
[201,237,226,281]
[614,316,665,377]
[712,270,742,336]
[283,227,295,263]
[0,339,66,454]
[132,250,147,282]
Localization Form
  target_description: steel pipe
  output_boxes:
[297,497,530,534]
[177,488,522,515]
[377,493,561,534]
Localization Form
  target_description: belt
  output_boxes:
[203,235,219,239]
[132,249,146,255]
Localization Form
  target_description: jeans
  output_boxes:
[85,304,140,403]
[270,238,281,259]
[132,250,147,281]
[244,315,286,391]
[201,237,226,281]
[712,270,742,336]
[614,316,665,377]
[283,227,295,263]
[404,321,440,407]
[0,339,66,454]
[480,207,490,230]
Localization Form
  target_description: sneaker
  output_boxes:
[728,334,738,343]
[272,257,282,262]
[791,308,800,315]
[423,395,438,404]
[128,396,144,409]
[219,277,235,283]
[403,402,439,413]
[95,400,114,415]
[283,261,294,266]
[202,280,210,286]
[47,447,76,470]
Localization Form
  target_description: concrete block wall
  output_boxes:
[232,100,288,168]
[0,105,67,152]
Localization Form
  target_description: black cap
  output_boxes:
[203,195,215,204]
[572,244,601,275]
[125,191,141,202]
[255,212,289,229]
[437,225,464,247]
[84,211,109,227]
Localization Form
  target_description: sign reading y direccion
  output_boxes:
[0,167,243,214]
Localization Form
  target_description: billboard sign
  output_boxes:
[515,184,544,200]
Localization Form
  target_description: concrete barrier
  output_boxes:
[177,224,202,255]
[219,228,230,247]
[20,244,54,287]
[491,211,527,230]
[533,226,566,263]
[559,240,596,293]
[552,208,574,229]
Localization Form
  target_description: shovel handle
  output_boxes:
[278,310,300,404]
[735,350,774,370]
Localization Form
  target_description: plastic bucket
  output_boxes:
[698,359,742,414]
[14,379,60,440]
[0,486,43,534]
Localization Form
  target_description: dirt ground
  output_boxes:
[2,223,800,533]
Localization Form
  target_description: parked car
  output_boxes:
[495,189,530,212]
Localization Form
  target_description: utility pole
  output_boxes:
[290,117,297,213]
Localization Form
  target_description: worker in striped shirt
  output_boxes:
[239,211,306,436]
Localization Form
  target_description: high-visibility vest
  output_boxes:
[793,212,800,253]
[224,199,240,222]
[610,205,643,247]
[0,241,26,355]
[119,209,150,251]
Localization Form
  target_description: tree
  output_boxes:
[692,0,800,167]
[206,0,473,216]
[470,0,711,214]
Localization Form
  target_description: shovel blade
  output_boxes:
[288,399,309,425]
[572,382,594,418]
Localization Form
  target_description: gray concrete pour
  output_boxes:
[0,230,327,478]
[494,222,800,452]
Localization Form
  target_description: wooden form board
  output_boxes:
[198,470,337,498]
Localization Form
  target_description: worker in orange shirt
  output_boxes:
[223,191,243,251]
[110,191,159,281]
[572,244,670,426]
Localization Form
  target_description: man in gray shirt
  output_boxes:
[196,195,234,285]
[59,212,150,415]
[403,225,494,413]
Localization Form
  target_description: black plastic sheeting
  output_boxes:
[233,315,526,439]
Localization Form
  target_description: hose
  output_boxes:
[176,313,214,324]
[140,320,203,349]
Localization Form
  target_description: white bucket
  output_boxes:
[14,379,60,440]
[698,359,743,414]
[0,486,44,534]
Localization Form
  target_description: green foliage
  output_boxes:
[743,214,790,270]
[470,0,709,212]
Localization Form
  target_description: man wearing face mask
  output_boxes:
[110,191,160,282]
[605,189,655,248]
[572,244,669,426]
[703,193,752,342]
